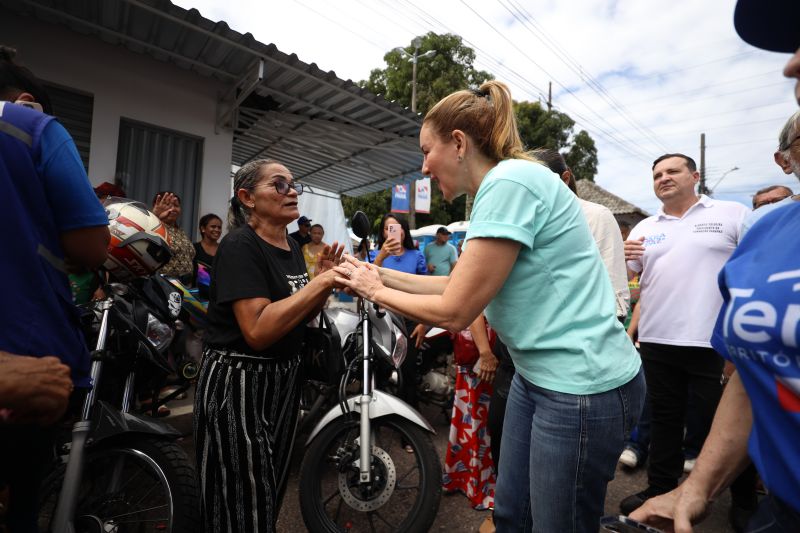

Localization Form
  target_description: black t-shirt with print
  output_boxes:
[205,225,310,357]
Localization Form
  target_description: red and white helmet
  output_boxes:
[103,197,172,281]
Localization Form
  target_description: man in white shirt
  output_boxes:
[619,153,749,514]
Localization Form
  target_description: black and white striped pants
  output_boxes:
[193,348,302,533]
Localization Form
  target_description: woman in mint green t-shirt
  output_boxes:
[336,80,644,532]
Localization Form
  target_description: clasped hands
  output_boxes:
[333,254,385,300]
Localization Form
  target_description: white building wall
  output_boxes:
[1,10,234,237]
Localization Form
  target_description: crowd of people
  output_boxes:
[2,0,800,532]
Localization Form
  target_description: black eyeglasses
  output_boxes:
[271,181,304,196]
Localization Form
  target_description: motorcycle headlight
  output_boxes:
[389,324,407,369]
[145,313,173,351]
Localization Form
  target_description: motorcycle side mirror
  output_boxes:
[351,211,370,239]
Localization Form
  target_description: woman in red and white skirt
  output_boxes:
[443,313,498,512]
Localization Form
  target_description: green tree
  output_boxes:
[564,130,598,182]
[341,189,390,235]
[361,32,493,115]
[345,32,487,229]
[514,101,598,181]
[340,184,467,235]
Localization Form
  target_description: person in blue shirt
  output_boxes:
[424,227,458,276]
[631,2,800,531]
[0,45,109,532]
[371,212,428,275]
[336,80,644,532]
[370,213,427,435]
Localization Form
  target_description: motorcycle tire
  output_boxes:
[38,436,200,533]
[299,414,442,533]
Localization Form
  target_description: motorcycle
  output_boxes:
[298,212,442,533]
[415,326,455,414]
[38,198,200,533]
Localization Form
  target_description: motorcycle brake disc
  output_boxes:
[337,446,396,512]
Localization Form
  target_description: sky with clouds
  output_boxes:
[175,0,798,214]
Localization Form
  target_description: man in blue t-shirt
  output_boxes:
[0,46,109,531]
[632,4,800,530]
[424,227,458,276]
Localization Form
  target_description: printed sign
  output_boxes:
[415,178,431,214]
[391,183,410,213]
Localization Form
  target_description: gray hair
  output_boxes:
[752,184,794,208]
[228,159,279,229]
[777,110,800,157]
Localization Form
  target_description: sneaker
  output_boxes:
[683,458,696,473]
[619,487,663,515]
[619,448,640,469]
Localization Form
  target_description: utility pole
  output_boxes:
[547,81,552,111]
[395,38,436,229]
[698,133,708,195]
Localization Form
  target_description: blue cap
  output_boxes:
[735,0,800,53]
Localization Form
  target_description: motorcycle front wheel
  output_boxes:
[38,436,200,533]
[299,414,442,533]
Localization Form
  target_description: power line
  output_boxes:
[621,80,787,111]
[709,138,776,148]
[451,0,658,161]
[601,50,761,90]
[498,0,670,153]
[293,0,390,54]
[646,100,789,129]
[384,0,654,163]
[657,116,788,138]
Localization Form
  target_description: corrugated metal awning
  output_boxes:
[4,0,424,195]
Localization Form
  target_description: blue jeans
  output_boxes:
[494,369,646,532]
[625,394,651,459]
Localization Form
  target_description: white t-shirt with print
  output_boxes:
[627,195,748,347]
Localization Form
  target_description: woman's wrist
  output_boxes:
[375,265,388,283]
[371,285,388,305]
[312,270,336,291]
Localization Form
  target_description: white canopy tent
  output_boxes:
[286,187,353,254]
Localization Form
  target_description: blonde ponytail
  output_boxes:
[424,80,536,163]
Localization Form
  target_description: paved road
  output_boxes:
[171,395,736,532]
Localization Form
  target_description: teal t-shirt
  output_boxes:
[424,241,458,276]
[466,158,640,395]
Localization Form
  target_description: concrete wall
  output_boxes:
[1,9,234,237]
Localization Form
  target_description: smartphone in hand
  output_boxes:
[387,223,401,255]
[600,516,665,533]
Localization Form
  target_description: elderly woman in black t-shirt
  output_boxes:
[194,158,344,533]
